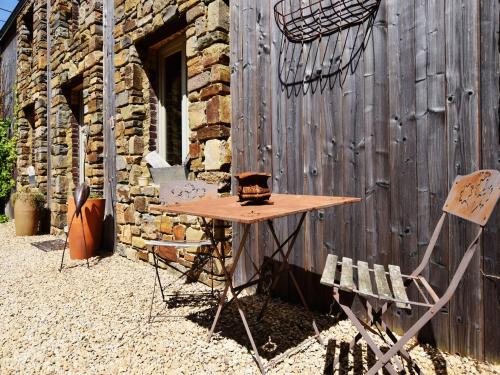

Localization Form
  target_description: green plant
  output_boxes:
[0,118,17,203]
[0,214,9,223]
[89,191,104,199]
[12,185,45,210]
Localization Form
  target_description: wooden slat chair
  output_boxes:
[321,170,500,374]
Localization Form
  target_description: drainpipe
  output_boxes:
[46,0,52,222]
[103,0,116,252]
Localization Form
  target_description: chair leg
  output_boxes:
[333,289,399,375]
[364,299,419,373]
[148,255,158,323]
[153,250,166,302]
[366,306,439,375]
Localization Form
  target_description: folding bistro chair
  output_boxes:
[145,180,220,322]
[145,235,216,322]
[320,170,500,374]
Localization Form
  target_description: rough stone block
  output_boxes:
[132,236,146,249]
[158,215,173,234]
[129,135,144,155]
[123,64,143,91]
[186,3,205,23]
[201,43,229,67]
[124,203,135,223]
[189,142,201,159]
[206,95,231,124]
[204,138,230,170]
[188,101,207,131]
[207,0,229,32]
[125,0,141,13]
[188,71,210,92]
[134,196,147,212]
[173,224,186,240]
[210,64,230,84]
[116,184,130,202]
[121,105,145,121]
[197,31,229,50]
[186,35,198,58]
[121,224,132,244]
[185,226,206,241]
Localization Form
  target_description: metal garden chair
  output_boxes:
[145,180,220,322]
[320,169,500,374]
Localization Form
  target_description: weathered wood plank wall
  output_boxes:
[230,0,500,362]
[0,35,17,119]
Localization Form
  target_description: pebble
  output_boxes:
[0,221,498,374]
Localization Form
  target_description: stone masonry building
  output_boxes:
[9,0,232,285]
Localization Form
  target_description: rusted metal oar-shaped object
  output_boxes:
[73,182,90,217]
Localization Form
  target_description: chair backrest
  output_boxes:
[159,180,218,205]
[443,170,500,227]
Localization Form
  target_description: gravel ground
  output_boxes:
[0,221,498,375]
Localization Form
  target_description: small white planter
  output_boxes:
[138,176,150,187]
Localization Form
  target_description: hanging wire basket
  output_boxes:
[274,0,381,44]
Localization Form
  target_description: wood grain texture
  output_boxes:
[320,254,338,287]
[374,264,392,300]
[480,0,500,362]
[445,0,482,359]
[426,0,450,353]
[339,257,355,291]
[388,264,410,309]
[357,260,373,296]
[230,0,498,361]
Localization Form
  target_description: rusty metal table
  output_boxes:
[154,193,361,373]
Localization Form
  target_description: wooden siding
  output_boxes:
[230,0,499,362]
[0,34,17,119]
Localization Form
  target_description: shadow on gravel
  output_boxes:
[149,291,219,323]
[58,251,114,270]
[323,338,442,375]
[186,294,340,362]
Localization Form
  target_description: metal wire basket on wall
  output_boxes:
[275,0,382,93]
[274,0,381,44]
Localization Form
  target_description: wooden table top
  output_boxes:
[151,194,361,224]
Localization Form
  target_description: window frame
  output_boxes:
[157,37,189,166]
[78,92,85,184]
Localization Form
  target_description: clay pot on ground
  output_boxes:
[67,197,105,260]
[14,197,40,236]
[13,187,45,236]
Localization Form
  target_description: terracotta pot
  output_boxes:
[14,197,39,236]
[68,197,105,260]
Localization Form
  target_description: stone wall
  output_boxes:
[114,0,232,286]
[48,0,104,232]
[16,0,48,192]
[14,0,232,285]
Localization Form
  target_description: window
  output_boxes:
[68,85,85,185]
[158,38,189,166]
[24,104,35,166]
[23,7,33,46]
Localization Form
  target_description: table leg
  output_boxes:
[204,222,250,340]
[260,213,325,345]
[202,221,268,374]
[257,213,306,320]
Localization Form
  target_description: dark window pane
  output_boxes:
[164,51,183,166]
